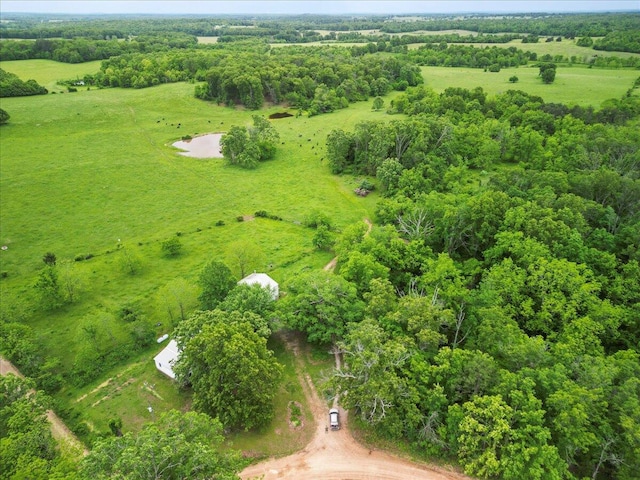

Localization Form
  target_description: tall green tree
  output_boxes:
[79,410,241,480]
[174,319,282,431]
[1,375,78,479]
[198,260,236,310]
[278,270,364,345]
[539,62,557,84]
[33,265,63,310]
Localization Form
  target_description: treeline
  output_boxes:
[0,68,47,97]
[1,12,637,47]
[196,47,422,111]
[0,33,198,63]
[81,46,423,112]
[378,12,640,37]
[407,43,533,68]
[594,30,640,54]
[333,31,521,45]
[281,84,640,480]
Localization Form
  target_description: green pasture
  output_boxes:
[0,59,383,445]
[464,38,640,60]
[0,59,103,91]
[421,64,639,107]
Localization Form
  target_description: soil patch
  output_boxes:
[269,112,294,119]
[172,133,224,159]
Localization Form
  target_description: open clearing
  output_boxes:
[421,65,639,107]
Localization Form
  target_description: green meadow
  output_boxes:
[421,64,639,107]
[0,58,381,449]
[0,56,635,451]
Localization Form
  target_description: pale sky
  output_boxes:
[1,1,638,15]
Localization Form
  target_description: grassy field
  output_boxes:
[462,38,640,60]
[421,64,639,107]
[0,58,383,447]
[0,59,103,92]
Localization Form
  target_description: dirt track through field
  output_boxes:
[240,332,470,480]
[323,218,372,273]
[0,356,88,455]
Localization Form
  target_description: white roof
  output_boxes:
[238,272,279,299]
[153,339,180,379]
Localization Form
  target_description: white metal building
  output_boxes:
[153,339,180,379]
[238,272,279,300]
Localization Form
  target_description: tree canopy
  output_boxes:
[174,312,282,431]
[79,410,242,480]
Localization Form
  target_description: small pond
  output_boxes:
[172,133,224,159]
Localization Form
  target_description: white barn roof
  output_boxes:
[153,339,180,379]
[238,272,279,300]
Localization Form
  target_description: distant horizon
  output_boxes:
[1,1,638,16]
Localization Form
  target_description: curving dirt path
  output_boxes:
[0,356,88,455]
[240,333,471,480]
[323,218,373,273]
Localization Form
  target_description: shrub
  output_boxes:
[254,210,268,218]
[118,304,140,322]
[359,179,375,191]
[304,210,332,229]
[237,216,244,222]
[215,220,225,226]
[161,237,183,257]
[509,75,519,83]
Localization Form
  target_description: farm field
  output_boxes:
[0,59,102,91]
[1,9,639,473]
[420,64,639,107]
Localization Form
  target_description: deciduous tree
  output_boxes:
[278,270,364,345]
[174,319,282,431]
[79,410,241,479]
[198,260,236,310]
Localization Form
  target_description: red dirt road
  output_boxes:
[241,334,470,480]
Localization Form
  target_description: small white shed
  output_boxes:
[153,339,180,379]
[238,272,279,300]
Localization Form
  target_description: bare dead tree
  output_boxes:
[452,303,469,350]
[591,437,624,480]
[395,131,412,162]
[396,209,434,241]
[418,411,447,448]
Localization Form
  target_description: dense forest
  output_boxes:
[276,81,640,480]
[1,9,639,480]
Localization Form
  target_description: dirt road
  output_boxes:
[0,356,88,455]
[240,333,470,480]
[323,218,373,273]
